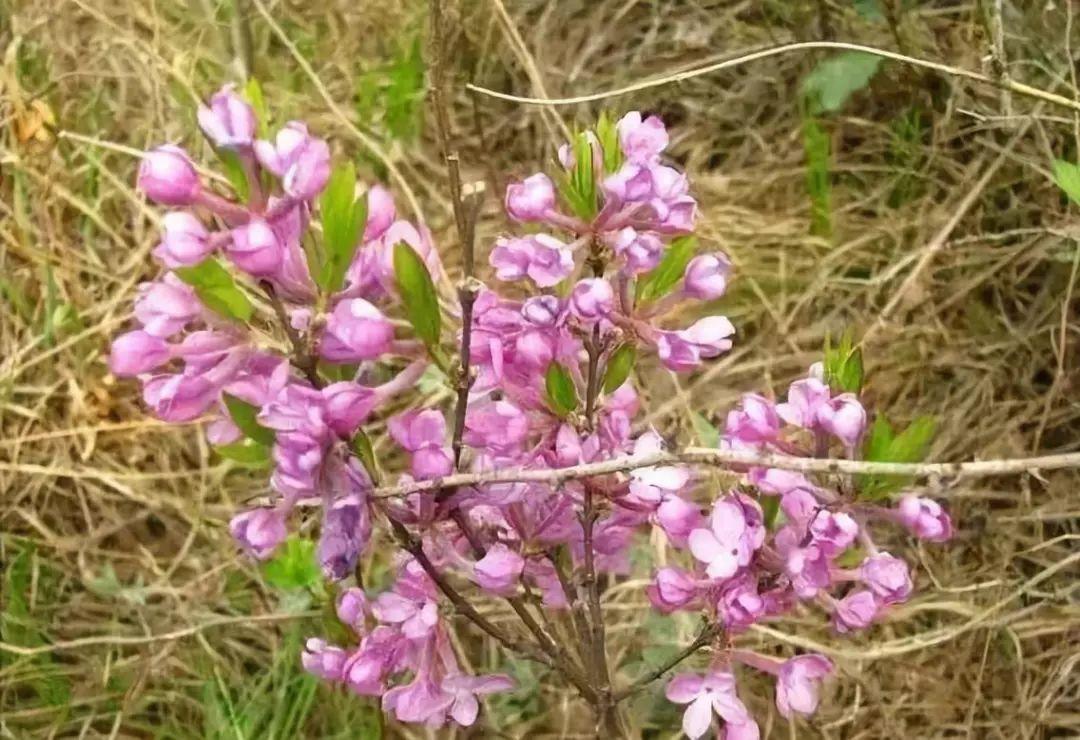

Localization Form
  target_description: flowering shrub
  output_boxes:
[111,84,953,737]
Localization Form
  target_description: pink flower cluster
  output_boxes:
[112,93,954,736]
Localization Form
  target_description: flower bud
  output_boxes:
[197,84,257,149]
[609,227,662,274]
[472,543,525,595]
[336,587,369,631]
[646,567,699,613]
[817,393,866,449]
[154,212,213,267]
[321,382,378,437]
[522,295,563,326]
[724,393,780,446]
[229,507,287,560]
[319,494,370,581]
[505,173,555,222]
[254,122,331,200]
[569,278,614,322]
[775,655,833,719]
[489,234,573,288]
[320,298,394,363]
[808,510,858,555]
[655,494,703,544]
[617,111,669,165]
[134,276,201,338]
[832,589,878,633]
[717,577,765,631]
[301,638,348,681]
[109,330,171,376]
[464,400,529,454]
[228,218,284,276]
[683,253,731,300]
[896,495,953,542]
[138,145,201,206]
[364,185,396,242]
[860,553,912,604]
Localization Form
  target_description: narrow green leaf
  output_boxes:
[860,414,936,499]
[350,428,380,483]
[596,111,623,174]
[863,414,894,463]
[174,258,254,322]
[545,362,579,417]
[393,241,442,349]
[216,439,272,468]
[1052,159,1080,206]
[834,546,865,568]
[803,51,882,113]
[217,148,250,201]
[318,163,367,293]
[262,536,320,591]
[243,77,269,136]
[223,393,275,446]
[692,411,721,448]
[602,342,636,393]
[802,115,832,238]
[636,236,698,303]
[760,495,781,530]
[823,328,864,393]
[559,131,598,220]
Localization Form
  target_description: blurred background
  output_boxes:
[1,1,1078,737]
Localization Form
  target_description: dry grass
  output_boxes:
[2,0,1079,737]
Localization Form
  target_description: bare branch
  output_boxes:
[612,622,721,703]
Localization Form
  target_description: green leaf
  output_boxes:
[691,411,721,448]
[262,536,321,591]
[1052,159,1080,206]
[224,393,275,446]
[802,114,833,238]
[636,236,698,303]
[803,51,882,113]
[318,163,368,293]
[823,328,864,393]
[216,439,272,468]
[860,414,936,499]
[243,77,269,136]
[834,546,865,568]
[602,342,636,393]
[853,0,884,21]
[544,362,578,417]
[174,258,254,322]
[385,35,426,142]
[393,241,442,349]
[596,111,623,174]
[760,495,781,530]
[350,429,380,483]
[217,148,250,201]
[558,131,598,220]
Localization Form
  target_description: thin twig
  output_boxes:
[363,446,1080,501]
[612,622,720,703]
[260,281,320,387]
[465,40,1080,114]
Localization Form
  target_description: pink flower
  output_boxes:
[364,185,396,242]
[134,276,201,338]
[832,589,878,633]
[896,495,953,542]
[464,400,529,454]
[776,377,831,430]
[320,298,395,362]
[617,111,669,165]
[808,510,858,555]
[688,497,763,580]
[228,218,283,275]
[197,84,256,149]
[665,670,750,739]
[776,654,833,719]
[343,626,403,695]
[229,507,287,560]
[372,590,439,640]
[388,409,454,480]
[154,212,213,267]
[683,253,731,300]
[142,372,222,421]
[254,121,331,200]
[472,543,524,595]
[717,576,765,632]
[321,381,379,436]
[569,278,614,322]
[441,674,515,726]
[647,566,700,613]
[109,330,171,376]
[724,394,780,447]
[609,227,662,274]
[655,494,704,544]
[382,673,454,725]
[489,234,574,288]
[656,316,735,372]
[860,553,912,604]
[505,173,555,222]
[138,145,201,206]
[301,638,348,681]
[319,492,371,581]
[775,526,831,599]
[522,295,563,326]
[816,393,866,448]
[336,587,369,631]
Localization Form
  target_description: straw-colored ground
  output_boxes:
[2,1,1078,737]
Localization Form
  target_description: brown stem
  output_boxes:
[260,280,321,388]
[612,622,720,703]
